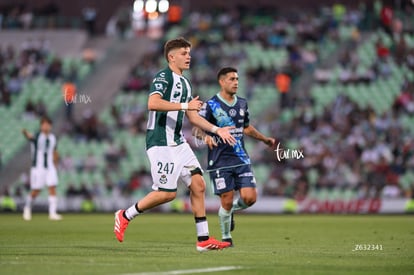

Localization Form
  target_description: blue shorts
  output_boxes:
[209,165,256,196]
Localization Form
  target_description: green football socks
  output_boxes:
[218,206,232,240]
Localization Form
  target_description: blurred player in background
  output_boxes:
[22,116,62,221]
[114,38,235,252]
[195,67,275,246]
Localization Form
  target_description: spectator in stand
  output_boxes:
[19,8,33,30]
[45,58,62,81]
[0,78,11,106]
[82,6,97,36]
[125,170,142,193]
[7,68,23,94]
[275,71,291,109]
[380,5,393,37]
[84,153,98,172]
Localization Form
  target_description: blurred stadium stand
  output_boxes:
[1,0,414,213]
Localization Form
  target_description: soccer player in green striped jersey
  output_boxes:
[22,116,62,221]
[114,37,236,251]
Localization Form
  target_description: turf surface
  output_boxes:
[0,213,413,275]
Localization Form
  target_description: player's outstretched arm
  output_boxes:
[148,94,203,112]
[21,129,33,140]
[243,125,275,148]
[192,127,217,149]
[187,111,236,145]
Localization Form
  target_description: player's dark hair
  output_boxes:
[217,67,238,81]
[40,116,52,125]
[164,37,191,62]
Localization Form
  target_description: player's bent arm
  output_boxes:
[192,126,207,140]
[187,111,217,133]
[148,94,183,111]
[21,129,33,140]
[244,125,275,146]
[186,111,236,145]
[192,127,217,149]
[148,94,203,112]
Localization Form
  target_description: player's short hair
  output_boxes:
[40,116,53,125]
[217,67,238,81]
[164,37,191,62]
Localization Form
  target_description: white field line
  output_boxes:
[121,265,243,275]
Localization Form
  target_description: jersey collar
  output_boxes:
[217,93,237,107]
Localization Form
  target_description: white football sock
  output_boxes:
[48,195,58,215]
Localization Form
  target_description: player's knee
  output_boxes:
[243,195,257,207]
[162,191,177,202]
[192,182,205,194]
[220,193,234,210]
[190,175,206,193]
[222,201,233,210]
[245,197,256,206]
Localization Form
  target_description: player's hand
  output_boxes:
[216,126,236,146]
[187,96,203,111]
[264,137,276,148]
[205,135,217,150]
[22,128,31,138]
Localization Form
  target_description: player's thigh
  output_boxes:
[30,168,46,190]
[146,146,182,191]
[177,143,204,189]
[209,168,235,196]
[45,168,58,187]
[234,165,257,190]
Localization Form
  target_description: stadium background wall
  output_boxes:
[0,0,396,33]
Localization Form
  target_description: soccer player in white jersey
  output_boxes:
[114,37,236,252]
[22,116,62,221]
[196,67,275,246]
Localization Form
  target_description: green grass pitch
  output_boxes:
[0,213,413,275]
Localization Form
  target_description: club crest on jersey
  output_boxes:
[240,109,245,116]
[229,109,237,117]
[159,174,168,184]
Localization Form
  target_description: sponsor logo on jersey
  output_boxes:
[175,82,182,89]
[154,77,168,83]
[240,109,245,116]
[155,83,164,90]
[173,90,181,98]
[239,172,254,177]
[229,109,237,117]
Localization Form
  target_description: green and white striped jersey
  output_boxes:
[146,67,192,149]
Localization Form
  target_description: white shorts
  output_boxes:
[30,167,58,190]
[146,143,203,192]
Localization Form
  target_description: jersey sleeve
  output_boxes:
[244,101,250,128]
[199,101,212,121]
[149,71,169,97]
[29,132,39,143]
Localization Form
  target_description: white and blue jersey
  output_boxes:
[199,94,251,171]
